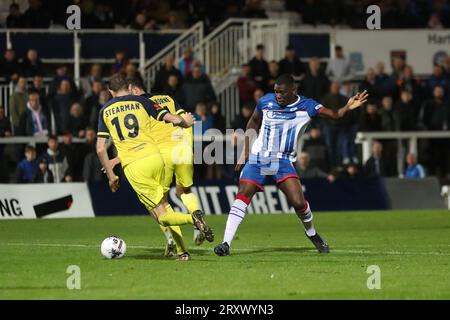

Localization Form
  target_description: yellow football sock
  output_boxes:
[180,192,201,213]
[158,204,194,226]
[168,226,188,255]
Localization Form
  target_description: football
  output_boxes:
[100,236,127,259]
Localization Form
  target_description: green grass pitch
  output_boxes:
[1,210,449,299]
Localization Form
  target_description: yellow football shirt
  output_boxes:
[97,94,169,167]
[142,93,191,146]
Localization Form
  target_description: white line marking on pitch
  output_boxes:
[5,242,450,256]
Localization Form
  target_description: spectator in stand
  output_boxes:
[301,57,329,102]
[31,75,48,110]
[0,106,11,180]
[443,56,450,79]
[232,103,253,131]
[428,12,444,29]
[15,146,38,183]
[9,77,28,133]
[428,65,450,97]
[164,11,185,29]
[179,65,216,111]
[33,157,54,183]
[265,60,280,93]
[302,126,329,172]
[243,0,268,18]
[51,79,77,134]
[111,50,128,75]
[237,64,260,107]
[39,135,72,183]
[421,85,449,131]
[394,90,418,131]
[278,45,304,80]
[326,45,353,82]
[67,103,87,138]
[19,91,49,137]
[404,153,426,179]
[179,47,194,77]
[420,85,450,177]
[84,81,103,124]
[124,62,144,88]
[0,48,21,82]
[48,65,78,98]
[0,105,12,176]
[162,74,181,100]
[209,102,226,133]
[253,88,264,107]
[80,63,103,98]
[339,164,361,178]
[359,102,382,132]
[374,61,396,98]
[379,96,398,176]
[249,44,269,88]
[89,89,110,127]
[321,81,354,166]
[131,12,150,30]
[296,152,335,183]
[82,127,103,182]
[22,0,51,28]
[193,102,214,136]
[6,3,24,28]
[397,65,423,104]
[90,2,115,29]
[59,131,78,179]
[359,68,382,102]
[363,141,394,177]
[380,96,396,131]
[391,56,406,82]
[0,107,11,138]
[21,49,44,77]
[153,54,182,93]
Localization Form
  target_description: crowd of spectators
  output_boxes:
[2,0,450,31]
[0,43,225,183]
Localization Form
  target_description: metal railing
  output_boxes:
[356,131,450,176]
[1,28,185,87]
[142,22,204,89]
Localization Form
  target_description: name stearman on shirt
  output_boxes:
[104,103,141,117]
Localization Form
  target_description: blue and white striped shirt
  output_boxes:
[250,94,323,162]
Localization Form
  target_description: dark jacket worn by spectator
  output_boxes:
[16,159,39,183]
[301,71,330,102]
[179,72,216,111]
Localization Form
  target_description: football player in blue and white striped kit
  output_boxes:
[214,74,368,256]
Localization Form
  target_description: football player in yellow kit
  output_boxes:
[97,73,214,261]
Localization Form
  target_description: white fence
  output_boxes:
[356,131,450,176]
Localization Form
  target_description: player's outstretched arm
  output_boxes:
[319,90,369,120]
[96,137,119,192]
[163,112,195,128]
[235,108,262,172]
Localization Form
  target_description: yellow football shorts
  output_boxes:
[159,142,194,191]
[123,153,165,210]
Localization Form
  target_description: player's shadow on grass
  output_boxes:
[235,247,314,255]
[127,247,211,260]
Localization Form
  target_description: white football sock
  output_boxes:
[297,202,316,237]
[163,229,173,244]
[223,199,248,245]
